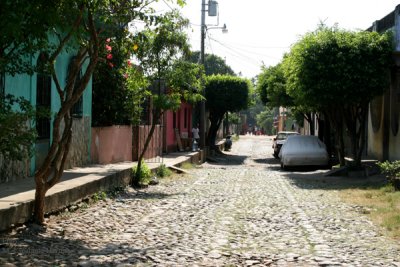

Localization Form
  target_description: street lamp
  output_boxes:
[199,0,227,150]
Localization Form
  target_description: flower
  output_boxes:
[127,60,131,66]
[108,62,114,68]
[106,38,111,43]
[133,44,138,52]
[106,54,113,60]
[105,45,112,52]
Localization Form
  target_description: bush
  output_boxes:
[377,161,400,191]
[156,163,172,178]
[132,160,152,184]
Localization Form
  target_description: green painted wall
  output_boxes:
[4,51,93,176]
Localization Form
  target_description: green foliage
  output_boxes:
[92,191,107,202]
[0,94,36,162]
[282,25,393,166]
[92,35,132,126]
[127,10,203,174]
[166,60,205,104]
[127,10,203,120]
[132,160,152,184]
[257,63,293,108]
[256,108,275,135]
[282,26,392,109]
[378,161,400,190]
[132,10,190,80]
[0,0,65,75]
[205,75,251,115]
[205,75,251,147]
[125,66,151,125]
[181,162,195,169]
[156,164,172,178]
[189,52,235,76]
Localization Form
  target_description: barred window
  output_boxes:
[68,57,83,118]
[36,53,51,139]
[0,72,5,97]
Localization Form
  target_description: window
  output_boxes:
[36,53,51,139]
[173,112,177,129]
[0,72,4,97]
[184,108,188,128]
[68,57,83,118]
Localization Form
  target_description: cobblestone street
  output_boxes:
[1,135,400,266]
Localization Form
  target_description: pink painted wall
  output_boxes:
[91,126,132,164]
[132,125,162,161]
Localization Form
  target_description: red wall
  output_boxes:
[165,102,193,152]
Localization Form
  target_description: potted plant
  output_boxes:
[377,160,400,191]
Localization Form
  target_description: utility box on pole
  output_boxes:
[208,1,218,16]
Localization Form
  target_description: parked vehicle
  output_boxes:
[272,131,299,158]
[279,135,330,170]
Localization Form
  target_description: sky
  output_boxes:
[154,1,400,79]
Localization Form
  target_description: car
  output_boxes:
[279,135,330,170]
[272,131,299,158]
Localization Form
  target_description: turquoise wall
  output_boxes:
[4,51,92,176]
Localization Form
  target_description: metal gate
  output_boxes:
[133,124,163,163]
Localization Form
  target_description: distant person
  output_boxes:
[192,124,200,144]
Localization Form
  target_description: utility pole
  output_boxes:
[200,0,206,149]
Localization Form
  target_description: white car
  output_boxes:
[272,131,299,158]
[279,135,330,170]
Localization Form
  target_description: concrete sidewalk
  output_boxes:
[0,150,202,232]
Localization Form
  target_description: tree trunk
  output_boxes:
[207,113,224,150]
[33,178,47,224]
[326,109,346,166]
[131,111,160,187]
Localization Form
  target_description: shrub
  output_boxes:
[132,160,152,184]
[156,163,172,178]
[377,161,400,191]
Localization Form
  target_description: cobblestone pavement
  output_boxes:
[1,135,400,266]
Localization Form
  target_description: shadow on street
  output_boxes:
[282,171,387,191]
[0,223,167,265]
[206,152,247,166]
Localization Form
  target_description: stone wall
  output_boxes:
[64,116,91,169]
[0,156,30,183]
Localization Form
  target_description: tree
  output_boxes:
[0,0,62,75]
[283,25,393,167]
[189,52,235,76]
[128,10,203,186]
[92,33,132,126]
[256,63,317,134]
[257,63,293,108]
[1,0,183,224]
[205,75,250,148]
[256,108,275,135]
[0,95,37,181]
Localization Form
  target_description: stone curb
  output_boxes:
[0,151,201,232]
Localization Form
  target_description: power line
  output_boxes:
[208,36,281,60]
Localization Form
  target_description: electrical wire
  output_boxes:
[208,36,281,60]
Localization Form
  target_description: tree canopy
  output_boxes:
[205,75,250,147]
[257,63,293,108]
[282,25,393,166]
[283,26,392,110]
[189,51,235,76]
